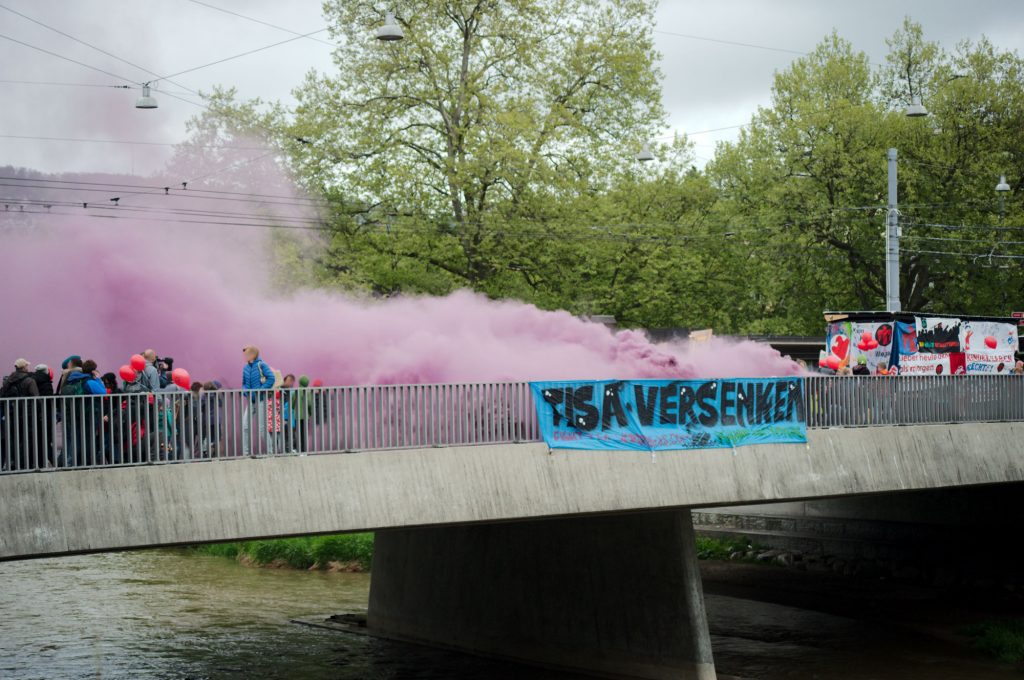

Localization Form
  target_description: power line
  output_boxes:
[0,78,132,88]
[0,133,272,150]
[0,32,134,82]
[653,29,808,56]
[157,28,329,81]
[903,234,1024,246]
[907,221,1024,233]
[0,3,200,95]
[184,0,337,47]
[903,248,1024,260]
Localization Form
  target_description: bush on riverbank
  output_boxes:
[695,536,762,561]
[195,533,374,571]
[965,619,1024,664]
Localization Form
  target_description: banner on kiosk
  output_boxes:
[530,378,807,452]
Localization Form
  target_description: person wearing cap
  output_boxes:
[852,355,870,376]
[55,355,82,396]
[1,359,40,398]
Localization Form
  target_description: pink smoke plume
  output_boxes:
[0,166,801,386]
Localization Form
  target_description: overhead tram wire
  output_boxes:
[1,195,881,246]
[184,0,338,47]
[653,29,809,56]
[0,179,887,229]
[0,79,133,88]
[156,28,330,81]
[0,133,274,151]
[903,248,1024,261]
[0,3,201,97]
[6,206,859,256]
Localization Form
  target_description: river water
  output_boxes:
[0,551,1019,679]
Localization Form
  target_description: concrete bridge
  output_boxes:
[1,376,1022,680]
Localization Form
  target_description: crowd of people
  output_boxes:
[0,346,327,471]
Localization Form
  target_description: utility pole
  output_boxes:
[885,148,901,312]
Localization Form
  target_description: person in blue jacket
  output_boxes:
[61,359,107,467]
[241,345,275,455]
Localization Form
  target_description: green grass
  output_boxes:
[695,535,762,561]
[964,619,1024,664]
[193,533,374,571]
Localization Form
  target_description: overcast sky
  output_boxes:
[1,0,1021,178]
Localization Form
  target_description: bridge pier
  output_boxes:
[368,509,716,680]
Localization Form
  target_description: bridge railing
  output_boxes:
[0,383,539,473]
[803,374,1024,427]
[0,376,1022,473]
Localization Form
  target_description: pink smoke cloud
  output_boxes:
[0,168,802,386]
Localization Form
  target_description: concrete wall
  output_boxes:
[369,510,716,680]
[2,421,1023,560]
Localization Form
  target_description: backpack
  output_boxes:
[1,373,34,398]
[60,377,89,397]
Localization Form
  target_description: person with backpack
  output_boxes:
[1,359,40,471]
[241,345,275,456]
[60,359,105,468]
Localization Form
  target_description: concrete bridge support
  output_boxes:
[368,509,716,680]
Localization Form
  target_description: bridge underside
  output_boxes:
[369,510,716,680]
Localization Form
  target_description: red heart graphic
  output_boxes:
[831,335,850,359]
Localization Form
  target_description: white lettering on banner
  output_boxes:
[964,351,1015,374]
[898,353,949,375]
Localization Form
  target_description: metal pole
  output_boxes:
[886,148,901,312]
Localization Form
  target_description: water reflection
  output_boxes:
[0,551,1019,679]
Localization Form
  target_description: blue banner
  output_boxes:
[531,378,806,451]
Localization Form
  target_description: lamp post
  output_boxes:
[885,148,900,312]
[996,174,1011,218]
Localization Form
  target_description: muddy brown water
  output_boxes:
[0,551,1019,679]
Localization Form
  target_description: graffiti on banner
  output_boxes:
[916,317,962,354]
[531,378,806,452]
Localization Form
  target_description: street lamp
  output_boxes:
[135,83,157,109]
[996,174,1011,217]
[904,94,928,118]
[635,142,655,162]
[376,11,404,41]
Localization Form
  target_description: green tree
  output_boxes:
[288,0,665,293]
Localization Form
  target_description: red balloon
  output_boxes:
[311,379,324,387]
[171,367,191,389]
[826,355,841,370]
[818,357,827,368]
[130,354,146,372]
[857,341,869,351]
[985,336,998,349]
[861,331,872,341]
[867,339,879,350]
[119,365,137,382]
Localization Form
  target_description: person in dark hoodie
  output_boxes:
[0,359,40,471]
[32,364,55,467]
[60,359,105,467]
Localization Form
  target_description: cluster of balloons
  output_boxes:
[856,331,879,352]
[117,354,191,389]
